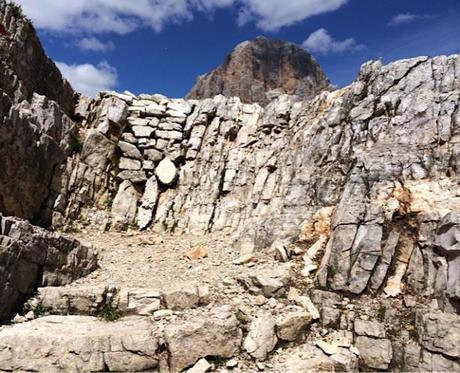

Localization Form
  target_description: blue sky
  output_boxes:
[13,0,460,97]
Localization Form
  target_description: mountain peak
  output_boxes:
[186,37,331,105]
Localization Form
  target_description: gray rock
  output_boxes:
[120,288,162,316]
[330,348,359,372]
[0,215,98,323]
[355,336,393,370]
[111,180,140,226]
[144,148,163,162]
[119,157,142,170]
[117,170,147,183]
[128,117,150,126]
[121,132,138,144]
[0,316,159,372]
[132,125,155,138]
[276,311,313,341]
[354,319,386,338]
[136,176,159,229]
[145,103,166,116]
[33,286,106,315]
[165,306,242,372]
[162,286,201,310]
[156,129,183,141]
[243,311,278,360]
[435,213,460,303]
[271,344,335,372]
[119,141,142,159]
[417,311,460,358]
[168,100,193,115]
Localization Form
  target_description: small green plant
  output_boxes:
[327,265,338,278]
[69,132,83,153]
[377,306,387,321]
[408,326,419,341]
[278,291,288,299]
[33,304,51,318]
[104,198,113,208]
[235,310,245,325]
[208,356,229,367]
[96,290,122,321]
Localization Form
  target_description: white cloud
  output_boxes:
[14,0,348,34]
[77,37,115,52]
[56,61,118,96]
[14,0,191,33]
[302,28,364,55]
[388,13,431,27]
[238,0,349,31]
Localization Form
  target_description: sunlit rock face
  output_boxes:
[186,36,331,106]
[0,1,77,224]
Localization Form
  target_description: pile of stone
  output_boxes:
[118,95,193,185]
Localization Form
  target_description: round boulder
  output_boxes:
[155,158,178,186]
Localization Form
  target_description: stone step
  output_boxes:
[24,284,211,318]
[0,305,242,373]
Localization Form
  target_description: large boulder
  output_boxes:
[164,306,242,372]
[0,215,98,323]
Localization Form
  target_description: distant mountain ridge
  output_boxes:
[186,36,331,106]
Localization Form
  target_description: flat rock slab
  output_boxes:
[0,316,159,372]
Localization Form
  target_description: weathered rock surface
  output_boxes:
[187,36,331,106]
[0,215,97,323]
[0,316,160,372]
[355,336,393,370]
[243,311,278,360]
[1,3,460,369]
[276,311,313,341]
[417,311,460,358]
[164,306,242,372]
[0,1,77,224]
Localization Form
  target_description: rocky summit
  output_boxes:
[0,2,460,373]
[186,36,331,106]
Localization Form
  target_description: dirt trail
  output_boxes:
[68,231,280,293]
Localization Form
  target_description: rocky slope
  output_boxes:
[186,36,331,106]
[21,52,456,372]
[0,2,459,372]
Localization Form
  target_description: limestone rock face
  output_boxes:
[0,1,77,224]
[0,1,75,116]
[55,55,460,315]
[187,36,331,106]
[0,215,98,323]
[417,311,460,358]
